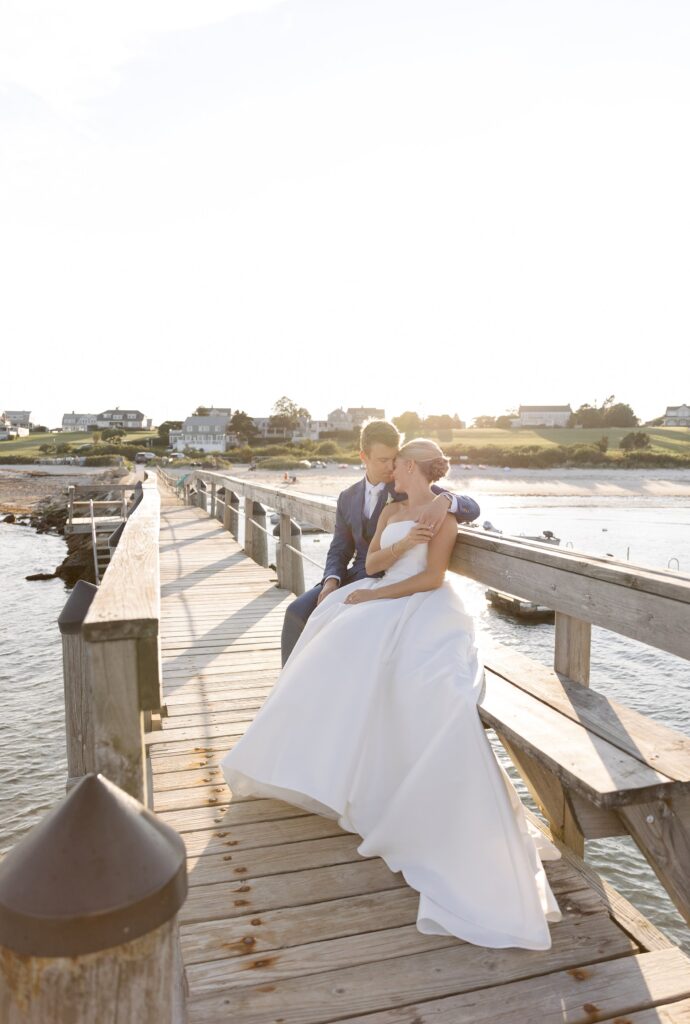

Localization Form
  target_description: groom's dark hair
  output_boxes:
[360,419,401,453]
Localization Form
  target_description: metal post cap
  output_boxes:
[0,774,187,957]
[57,579,98,635]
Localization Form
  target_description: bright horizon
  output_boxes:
[2,1,689,430]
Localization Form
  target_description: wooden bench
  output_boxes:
[480,640,690,926]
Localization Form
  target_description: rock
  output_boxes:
[2,513,16,523]
[26,572,57,582]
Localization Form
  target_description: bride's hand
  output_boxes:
[402,523,435,548]
[344,590,376,605]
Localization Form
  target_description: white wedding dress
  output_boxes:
[221,519,562,949]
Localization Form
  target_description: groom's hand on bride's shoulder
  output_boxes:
[415,494,452,535]
[317,578,340,605]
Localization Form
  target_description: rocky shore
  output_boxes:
[0,467,131,586]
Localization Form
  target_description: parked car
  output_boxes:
[134,451,156,463]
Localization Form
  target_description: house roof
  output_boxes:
[519,405,572,413]
[99,409,145,418]
[183,415,230,431]
[664,405,690,412]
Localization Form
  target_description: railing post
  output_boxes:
[244,499,268,567]
[226,490,239,539]
[554,613,591,686]
[67,485,74,528]
[58,581,99,791]
[210,482,216,518]
[278,514,305,595]
[85,638,147,804]
[0,774,188,1024]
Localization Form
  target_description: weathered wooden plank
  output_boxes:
[480,673,675,807]
[185,834,366,887]
[331,948,690,1024]
[158,798,307,834]
[180,812,346,859]
[484,642,690,783]
[180,859,407,926]
[186,912,636,1024]
[180,889,420,965]
[453,533,690,660]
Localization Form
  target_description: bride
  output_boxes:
[221,438,562,950]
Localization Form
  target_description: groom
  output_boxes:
[281,419,480,663]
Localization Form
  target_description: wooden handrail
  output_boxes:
[80,476,162,804]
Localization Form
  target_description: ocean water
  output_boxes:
[2,491,689,951]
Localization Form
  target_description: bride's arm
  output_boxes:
[349,515,458,603]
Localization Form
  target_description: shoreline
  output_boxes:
[194,465,690,500]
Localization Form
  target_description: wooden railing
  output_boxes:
[64,474,162,805]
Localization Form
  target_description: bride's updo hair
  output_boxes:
[398,438,450,483]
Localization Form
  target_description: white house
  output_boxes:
[170,415,238,452]
[62,412,99,431]
[3,410,32,429]
[0,411,31,438]
[663,404,690,427]
[515,405,572,428]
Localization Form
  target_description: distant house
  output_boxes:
[663,404,690,427]
[347,406,386,428]
[1,410,31,438]
[252,417,293,440]
[171,415,238,452]
[3,410,32,429]
[62,412,99,431]
[515,405,572,428]
[96,409,149,430]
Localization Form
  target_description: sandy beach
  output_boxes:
[208,465,690,501]
[0,465,126,515]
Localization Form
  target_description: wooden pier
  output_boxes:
[2,469,690,1023]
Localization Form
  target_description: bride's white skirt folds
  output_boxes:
[221,520,562,950]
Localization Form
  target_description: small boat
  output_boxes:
[485,588,555,623]
[519,530,561,546]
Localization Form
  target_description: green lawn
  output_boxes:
[0,430,157,458]
[432,426,690,453]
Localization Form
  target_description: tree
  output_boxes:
[157,421,182,446]
[602,403,638,428]
[472,416,497,428]
[269,397,310,430]
[193,406,210,416]
[91,430,102,445]
[230,410,259,443]
[570,403,604,428]
[596,435,609,453]
[495,410,518,430]
[392,411,423,436]
[620,431,650,450]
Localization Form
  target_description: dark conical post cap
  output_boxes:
[57,580,98,635]
[0,774,187,957]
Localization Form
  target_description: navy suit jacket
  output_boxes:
[323,478,480,585]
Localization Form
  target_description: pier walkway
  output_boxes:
[148,483,690,1023]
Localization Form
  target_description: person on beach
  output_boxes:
[280,418,481,664]
[221,437,562,949]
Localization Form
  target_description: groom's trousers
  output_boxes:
[281,585,322,665]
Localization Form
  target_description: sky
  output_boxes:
[1,0,689,429]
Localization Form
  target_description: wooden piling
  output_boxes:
[0,775,187,1024]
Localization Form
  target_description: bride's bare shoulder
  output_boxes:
[383,500,409,523]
